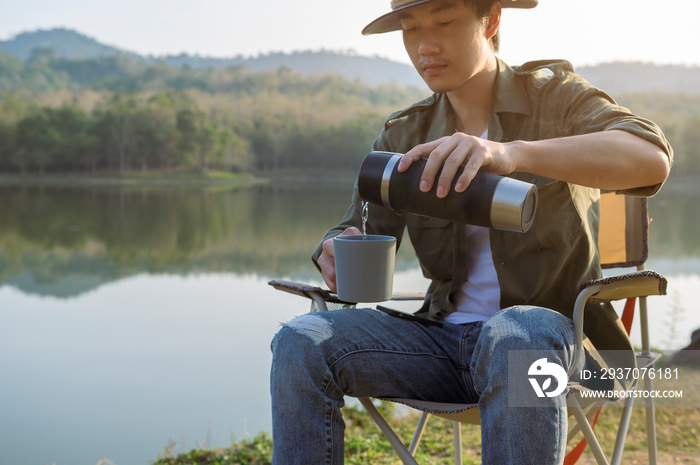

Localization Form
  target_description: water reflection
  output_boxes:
[647,190,700,259]
[0,272,315,465]
[0,183,699,465]
[0,184,698,298]
[0,183,421,465]
[0,183,413,297]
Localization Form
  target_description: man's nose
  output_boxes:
[418,32,440,56]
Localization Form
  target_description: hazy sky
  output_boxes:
[1,0,698,68]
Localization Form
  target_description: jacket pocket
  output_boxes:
[405,214,454,281]
[405,214,451,229]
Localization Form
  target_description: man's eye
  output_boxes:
[438,21,454,27]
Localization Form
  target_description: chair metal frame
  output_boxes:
[270,193,667,465]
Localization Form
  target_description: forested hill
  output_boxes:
[0,28,143,62]
[1,27,699,178]
[3,28,700,93]
[0,28,425,88]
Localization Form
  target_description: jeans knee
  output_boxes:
[480,306,574,353]
[271,313,336,371]
[471,307,575,396]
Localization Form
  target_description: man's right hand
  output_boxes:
[317,227,362,292]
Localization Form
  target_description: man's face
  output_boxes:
[400,0,493,94]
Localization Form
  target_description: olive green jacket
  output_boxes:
[313,58,673,389]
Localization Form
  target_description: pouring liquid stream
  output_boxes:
[361,201,369,238]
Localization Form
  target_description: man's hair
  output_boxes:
[464,0,500,52]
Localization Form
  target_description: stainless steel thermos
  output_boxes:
[358,151,538,233]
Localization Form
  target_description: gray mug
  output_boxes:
[333,234,396,303]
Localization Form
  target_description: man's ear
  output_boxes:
[486,2,502,40]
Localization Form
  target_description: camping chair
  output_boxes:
[269,191,667,465]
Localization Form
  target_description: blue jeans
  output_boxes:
[270,306,575,464]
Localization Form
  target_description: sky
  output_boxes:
[1,0,699,68]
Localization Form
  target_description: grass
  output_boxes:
[151,401,700,465]
[574,406,700,464]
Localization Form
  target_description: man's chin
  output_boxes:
[423,81,453,94]
[418,73,455,94]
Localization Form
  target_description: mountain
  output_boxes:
[577,62,700,96]
[220,51,426,88]
[0,28,142,62]
[0,28,425,88]
[2,28,700,94]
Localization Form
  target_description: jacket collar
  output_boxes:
[426,57,531,142]
[492,57,532,118]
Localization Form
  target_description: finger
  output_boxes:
[321,227,361,260]
[319,227,360,292]
[397,138,445,172]
[454,152,484,193]
[319,239,337,291]
[420,137,464,195]
[317,249,336,292]
[321,236,336,258]
[434,141,475,198]
[319,257,337,292]
[340,227,362,236]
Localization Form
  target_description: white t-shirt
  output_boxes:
[444,224,501,324]
[444,130,501,325]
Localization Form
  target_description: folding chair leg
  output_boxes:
[567,400,606,442]
[453,421,462,465]
[638,294,658,465]
[610,394,636,465]
[644,377,658,465]
[357,397,420,465]
[408,412,430,455]
[569,394,610,465]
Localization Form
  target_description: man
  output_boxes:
[270,0,672,463]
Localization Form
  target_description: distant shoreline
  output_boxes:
[0,170,263,187]
[0,170,692,192]
[0,170,355,188]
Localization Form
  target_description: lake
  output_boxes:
[1,181,699,465]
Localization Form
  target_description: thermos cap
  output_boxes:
[491,177,538,233]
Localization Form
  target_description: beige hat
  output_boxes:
[362,0,537,35]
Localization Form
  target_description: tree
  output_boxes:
[679,115,700,175]
[94,93,140,172]
[176,107,206,169]
[132,93,179,171]
[14,110,59,173]
[218,127,252,172]
[250,115,292,171]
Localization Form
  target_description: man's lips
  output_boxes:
[420,60,449,75]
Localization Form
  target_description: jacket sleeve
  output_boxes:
[544,71,673,197]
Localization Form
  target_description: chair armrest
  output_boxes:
[567,269,667,377]
[577,270,667,303]
[268,279,348,311]
[268,279,426,306]
[268,279,344,303]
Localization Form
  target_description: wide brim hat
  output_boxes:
[362,0,538,35]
